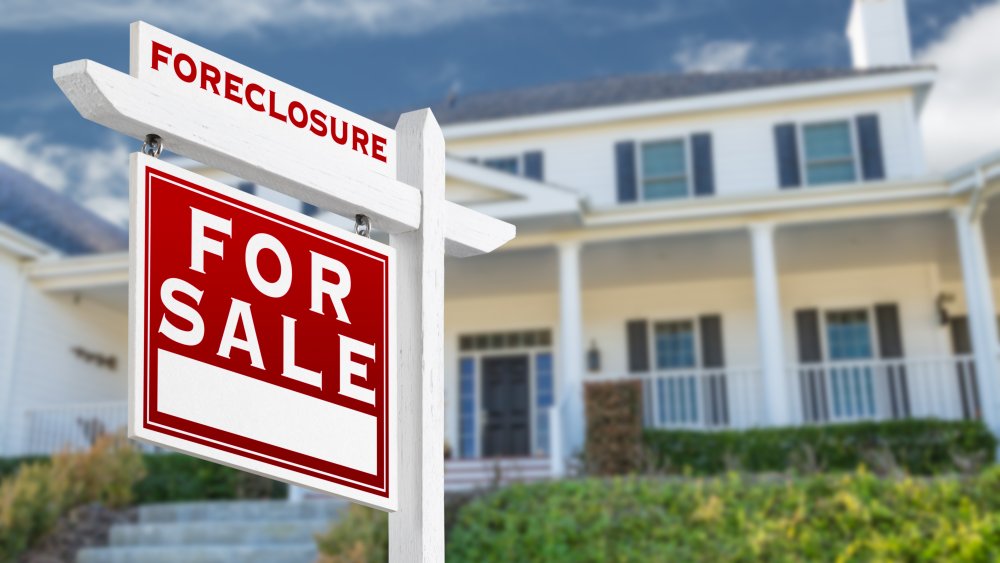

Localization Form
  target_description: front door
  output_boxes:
[481,355,531,457]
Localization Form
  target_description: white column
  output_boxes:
[389,109,446,561]
[750,223,792,426]
[953,206,1000,433]
[557,241,584,468]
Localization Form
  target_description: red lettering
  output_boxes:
[151,41,172,71]
[309,109,328,137]
[288,101,308,128]
[371,135,387,163]
[174,53,197,83]
[200,62,221,95]
[268,91,287,122]
[352,127,369,155]
[330,117,348,145]
[224,72,243,104]
[246,83,266,112]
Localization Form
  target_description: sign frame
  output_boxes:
[127,152,398,511]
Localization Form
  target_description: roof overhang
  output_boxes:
[0,223,52,259]
[26,251,128,291]
[441,69,937,141]
[447,157,581,222]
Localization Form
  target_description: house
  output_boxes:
[1,0,999,491]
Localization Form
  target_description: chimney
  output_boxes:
[846,0,913,69]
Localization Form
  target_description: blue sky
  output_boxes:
[0,0,997,223]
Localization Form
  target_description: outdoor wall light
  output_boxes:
[937,292,955,326]
[587,340,601,373]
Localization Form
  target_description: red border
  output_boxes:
[141,165,391,498]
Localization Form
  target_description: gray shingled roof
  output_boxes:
[377,66,931,126]
[0,162,127,255]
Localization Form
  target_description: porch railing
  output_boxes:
[22,401,131,455]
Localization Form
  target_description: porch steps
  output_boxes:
[77,498,347,563]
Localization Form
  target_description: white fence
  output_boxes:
[22,401,130,455]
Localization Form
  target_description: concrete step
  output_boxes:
[76,544,317,563]
[138,499,346,523]
[110,518,332,546]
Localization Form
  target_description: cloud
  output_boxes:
[673,40,754,72]
[0,134,131,226]
[919,2,1000,173]
[0,0,526,37]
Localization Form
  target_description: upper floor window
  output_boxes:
[641,139,689,200]
[484,156,519,175]
[803,121,857,186]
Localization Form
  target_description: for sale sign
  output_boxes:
[128,153,396,510]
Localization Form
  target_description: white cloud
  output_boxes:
[919,2,1000,173]
[0,0,525,36]
[673,40,754,72]
[0,134,131,226]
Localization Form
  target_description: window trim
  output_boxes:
[797,119,862,187]
[820,306,880,363]
[636,137,692,202]
[649,317,701,372]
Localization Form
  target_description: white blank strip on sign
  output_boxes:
[156,349,378,474]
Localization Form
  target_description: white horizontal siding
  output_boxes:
[449,90,923,207]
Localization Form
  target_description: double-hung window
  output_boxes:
[803,121,857,186]
[654,320,697,370]
[641,139,688,200]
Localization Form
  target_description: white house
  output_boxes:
[2,0,1000,490]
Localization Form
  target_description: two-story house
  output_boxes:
[2,0,999,491]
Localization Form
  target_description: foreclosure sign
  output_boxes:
[128,153,396,509]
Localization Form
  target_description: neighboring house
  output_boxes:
[2,0,1000,491]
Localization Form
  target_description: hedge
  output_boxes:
[447,468,1000,561]
[642,419,996,476]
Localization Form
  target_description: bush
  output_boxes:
[447,468,1000,561]
[135,454,286,503]
[642,419,997,476]
[315,504,387,563]
[0,435,145,561]
[584,380,644,475]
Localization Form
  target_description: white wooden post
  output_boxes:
[952,206,1000,435]
[389,109,446,561]
[557,241,584,467]
[750,222,792,426]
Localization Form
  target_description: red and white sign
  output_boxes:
[128,153,396,510]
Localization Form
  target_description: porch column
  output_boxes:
[952,206,1000,433]
[750,222,792,426]
[557,241,584,470]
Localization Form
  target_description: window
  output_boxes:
[826,310,873,360]
[534,353,554,456]
[641,140,688,200]
[458,358,476,458]
[654,321,697,369]
[459,329,551,352]
[803,121,856,186]
[483,157,519,175]
[825,309,876,419]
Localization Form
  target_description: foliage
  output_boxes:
[447,467,1000,562]
[316,504,387,563]
[642,419,997,476]
[583,380,645,475]
[135,454,286,503]
[0,435,145,561]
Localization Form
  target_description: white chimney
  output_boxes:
[846,0,913,69]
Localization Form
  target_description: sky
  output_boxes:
[0,0,997,225]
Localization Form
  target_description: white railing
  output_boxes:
[788,355,980,424]
[603,367,764,430]
[22,401,130,455]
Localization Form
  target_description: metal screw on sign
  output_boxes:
[141,134,164,158]
[355,214,372,238]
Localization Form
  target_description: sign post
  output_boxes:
[54,20,516,561]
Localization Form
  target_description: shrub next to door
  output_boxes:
[129,153,396,509]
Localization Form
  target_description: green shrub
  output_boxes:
[642,419,996,476]
[0,434,145,561]
[134,454,286,503]
[315,504,387,563]
[447,468,1000,562]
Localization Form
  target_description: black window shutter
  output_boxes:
[615,141,638,203]
[875,303,910,418]
[856,114,885,181]
[691,133,715,197]
[795,308,828,422]
[301,203,319,217]
[626,319,649,373]
[950,316,973,354]
[698,315,725,368]
[774,124,801,189]
[523,151,544,181]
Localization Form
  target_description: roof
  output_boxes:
[378,66,933,127]
[0,162,128,256]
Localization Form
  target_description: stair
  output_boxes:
[77,499,347,563]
